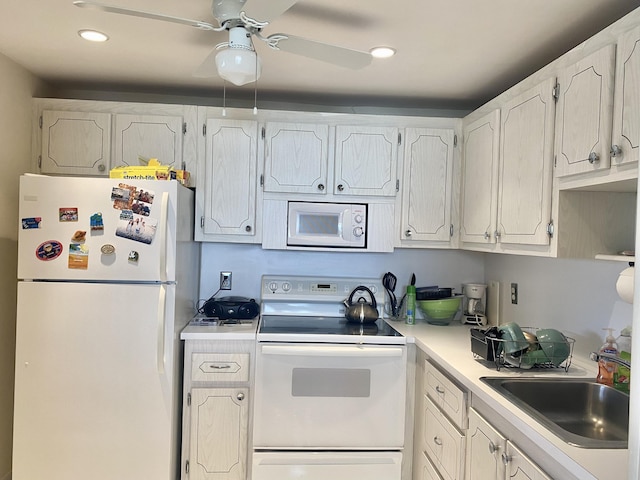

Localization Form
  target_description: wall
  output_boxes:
[0,53,48,480]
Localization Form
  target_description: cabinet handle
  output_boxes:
[494,230,501,240]
[317,183,325,191]
[484,231,490,240]
[209,364,231,369]
[98,164,106,172]
[433,436,443,446]
[611,145,623,157]
[337,184,344,191]
[245,225,252,232]
[588,152,600,164]
[435,385,445,394]
[237,392,245,401]
[488,441,498,454]
[405,229,412,237]
[501,452,511,465]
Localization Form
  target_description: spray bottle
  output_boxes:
[596,328,618,387]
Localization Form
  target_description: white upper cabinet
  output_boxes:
[612,25,640,166]
[334,125,400,196]
[262,122,329,194]
[40,110,111,175]
[112,114,184,169]
[460,110,500,245]
[554,44,616,177]
[200,118,260,240]
[497,78,556,246]
[400,128,455,243]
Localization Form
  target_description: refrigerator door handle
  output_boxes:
[157,285,167,374]
[159,192,169,282]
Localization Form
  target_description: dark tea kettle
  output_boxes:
[344,286,379,324]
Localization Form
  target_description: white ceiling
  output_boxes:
[1,0,640,110]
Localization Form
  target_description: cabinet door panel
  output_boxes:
[466,409,505,480]
[263,122,329,193]
[497,78,555,245]
[612,25,640,166]
[335,125,399,196]
[189,388,249,480]
[554,45,615,176]
[113,114,183,169]
[203,119,258,236]
[505,441,551,480]
[461,110,500,244]
[423,396,465,480]
[41,110,111,175]
[401,128,454,242]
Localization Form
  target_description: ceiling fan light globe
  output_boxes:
[215,48,262,86]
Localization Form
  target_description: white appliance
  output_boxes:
[462,283,487,326]
[287,201,367,248]
[13,175,200,480]
[253,275,406,480]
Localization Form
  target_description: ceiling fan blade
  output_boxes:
[269,34,372,69]
[73,1,220,31]
[193,48,220,78]
[243,0,300,23]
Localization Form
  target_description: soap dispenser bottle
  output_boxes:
[596,328,618,387]
[614,326,632,393]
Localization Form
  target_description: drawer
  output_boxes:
[425,360,468,430]
[415,449,444,480]
[191,353,250,382]
[423,395,465,480]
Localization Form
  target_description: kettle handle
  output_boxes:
[347,285,377,309]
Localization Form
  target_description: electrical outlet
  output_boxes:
[510,282,518,304]
[220,271,232,290]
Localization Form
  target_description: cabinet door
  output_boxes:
[612,25,640,166]
[466,409,506,480]
[334,125,399,196]
[202,119,258,236]
[401,128,454,242]
[416,449,444,480]
[188,388,249,480]
[423,395,465,480]
[113,114,183,169]
[497,78,555,245]
[461,110,500,244]
[554,45,615,177]
[505,441,551,480]
[40,110,111,175]
[263,122,329,194]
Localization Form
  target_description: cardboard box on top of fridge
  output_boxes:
[109,158,190,187]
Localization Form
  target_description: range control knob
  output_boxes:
[353,226,364,237]
[268,281,279,292]
[282,282,291,292]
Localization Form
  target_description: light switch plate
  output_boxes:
[487,280,500,326]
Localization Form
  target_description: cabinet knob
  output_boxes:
[98,164,106,172]
[488,441,498,454]
[501,452,511,465]
[494,230,501,240]
[588,152,600,164]
[484,231,490,240]
[611,145,623,158]
[317,183,325,191]
[337,184,344,191]
[405,229,412,237]
[236,392,245,401]
[435,385,445,395]
[245,225,252,232]
[433,436,443,446]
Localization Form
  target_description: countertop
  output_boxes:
[389,319,627,480]
[180,317,627,479]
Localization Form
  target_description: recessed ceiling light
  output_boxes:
[78,29,109,42]
[370,46,396,59]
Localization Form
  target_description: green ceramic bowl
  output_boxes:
[417,297,461,325]
[537,328,570,366]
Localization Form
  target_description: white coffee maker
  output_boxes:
[462,283,487,325]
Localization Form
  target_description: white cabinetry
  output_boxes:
[334,125,400,196]
[181,342,254,480]
[197,115,262,242]
[466,409,551,480]
[553,45,616,177]
[262,122,329,194]
[399,128,455,245]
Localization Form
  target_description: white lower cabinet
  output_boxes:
[182,341,254,480]
[466,408,551,480]
[415,449,444,480]
[423,396,465,480]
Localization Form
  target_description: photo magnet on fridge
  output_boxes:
[68,243,89,269]
[35,240,63,261]
[115,216,157,245]
[59,208,78,222]
[22,217,41,229]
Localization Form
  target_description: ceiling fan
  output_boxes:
[73,0,373,86]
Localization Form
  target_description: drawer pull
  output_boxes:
[435,385,445,394]
[209,364,232,369]
[433,436,443,446]
[501,453,511,465]
[237,392,245,401]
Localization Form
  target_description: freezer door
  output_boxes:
[18,175,193,282]
[13,281,184,480]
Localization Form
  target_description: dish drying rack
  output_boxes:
[470,326,576,372]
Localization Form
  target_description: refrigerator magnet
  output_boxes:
[71,230,86,243]
[59,208,78,222]
[90,212,104,231]
[35,240,63,261]
[22,217,41,229]
[101,244,115,255]
[111,184,136,211]
[128,250,139,263]
[115,216,157,245]
[68,243,89,269]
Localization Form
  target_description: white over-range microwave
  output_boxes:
[287,201,367,248]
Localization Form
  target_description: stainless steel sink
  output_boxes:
[481,377,629,448]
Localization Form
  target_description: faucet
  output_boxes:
[589,351,632,369]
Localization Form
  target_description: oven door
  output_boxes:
[253,343,407,449]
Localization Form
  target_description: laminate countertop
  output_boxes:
[389,319,627,480]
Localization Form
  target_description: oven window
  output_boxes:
[298,214,339,235]
[291,368,370,397]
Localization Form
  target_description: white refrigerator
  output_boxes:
[13,175,200,480]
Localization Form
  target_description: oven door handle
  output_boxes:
[260,345,404,357]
